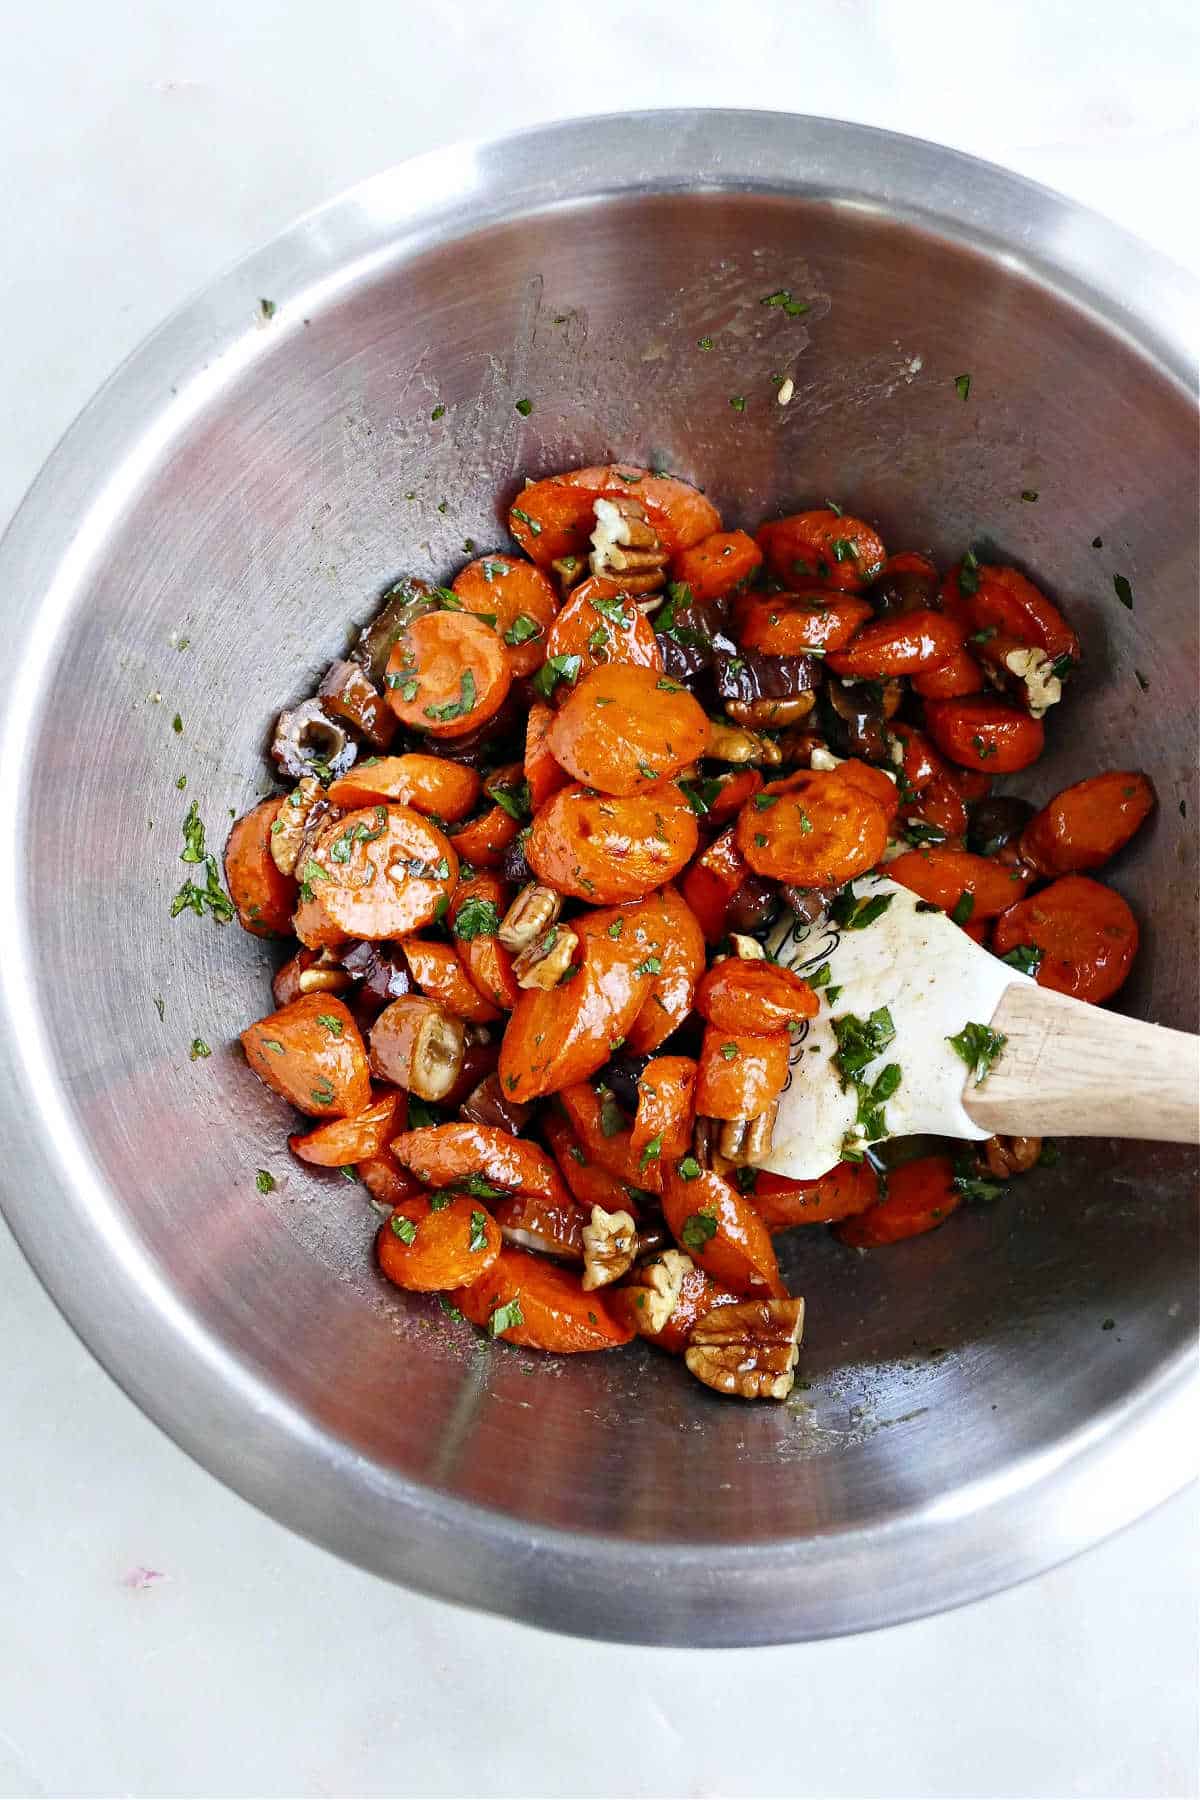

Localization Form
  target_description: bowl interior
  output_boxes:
[4,127,1197,1642]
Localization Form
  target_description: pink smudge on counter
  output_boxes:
[121,1565,167,1590]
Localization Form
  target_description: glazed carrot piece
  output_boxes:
[509,465,721,566]
[448,870,521,1013]
[490,1191,588,1261]
[671,528,762,600]
[559,1083,656,1192]
[622,883,707,1055]
[661,1163,786,1297]
[679,827,749,944]
[526,780,698,902]
[384,611,511,738]
[962,916,990,945]
[735,768,889,885]
[289,1090,402,1166]
[887,847,1032,918]
[452,1246,635,1350]
[747,1162,880,1231]
[911,646,985,699]
[612,1255,741,1355]
[271,947,334,1009]
[737,592,872,655]
[540,581,663,690]
[923,696,1045,773]
[450,554,559,676]
[497,923,653,1102]
[887,723,944,794]
[947,562,1080,664]
[903,770,968,842]
[992,874,1139,1002]
[547,664,710,796]
[700,767,764,826]
[291,806,458,948]
[630,1057,697,1165]
[225,799,297,936]
[525,700,570,809]
[391,1122,571,1207]
[836,757,901,826]
[541,1110,647,1215]
[241,994,371,1118]
[377,1194,501,1292]
[358,1145,422,1208]
[400,938,502,1024]
[881,550,939,584]
[327,754,481,821]
[695,960,818,1033]
[447,769,524,868]
[835,1154,961,1247]
[828,610,966,678]
[1019,771,1155,877]
[695,1025,790,1121]
[756,510,885,593]
[369,995,465,1102]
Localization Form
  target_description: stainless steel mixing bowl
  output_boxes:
[0,112,1196,1646]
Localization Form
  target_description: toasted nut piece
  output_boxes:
[513,924,580,990]
[498,881,563,953]
[581,1205,639,1291]
[296,962,353,995]
[269,776,328,876]
[726,692,817,729]
[371,997,466,1102]
[590,497,669,597]
[1001,647,1062,719]
[551,553,589,592]
[692,1115,734,1177]
[718,1102,779,1166]
[685,1297,805,1400]
[707,720,784,767]
[776,728,827,766]
[620,1248,693,1333]
[727,934,767,961]
[981,1133,1042,1178]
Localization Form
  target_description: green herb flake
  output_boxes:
[598,1094,626,1138]
[677,1155,702,1182]
[720,1042,739,1061]
[259,298,276,320]
[424,668,477,724]
[760,289,809,317]
[454,897,500,941]
[680,1210,718,1251]
[504,614,543,648]
[430,404,446,422]
[1113,574,1134,610]
[255,1169,276,1194]
[753,793,779,811]
[1101,1317,1116,1331]
[315,1012,344,1037]
[639,1133,663,1171]
[175,774,187,791]
[831,886,894,931]
[954,373,971,402]
[514,398,533,417]
[468,1209,490,1253]
[189,1038,211,1060]
[1000,943,1042,977]
[1021,490,1039,503]
[958,548,981,597]
[531,652,583,700]
[511,506,542,538]
[697,334,714,350]
[488,1298,525,1337]
[950,892,975,926]
[390,1214,418,1244]
[946,1020,1007,1085]
[729,395,747,413]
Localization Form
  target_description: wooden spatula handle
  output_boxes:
[964,982,1200,1142]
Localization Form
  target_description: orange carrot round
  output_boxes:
[671,528,762,599]
[547,664,710,795]
[828,610,966,678]
[735,768,889,886]
[450,555,559,675]
[911,646,985,699]
[948,562,1080,664]
[291,806,458,948]
[377,1194,501,1292]
[400,938,502,1024]
[526,781,698,902]
[525,699,570,809]
[452,1246,635,1350]
[738,592,872,655]
[623,884,708,1054]
[289,1090,402,1166]
[327,754,481,821]
[992,875,1139,1003]
[835,1154,961,1247]
[887,847,1032,918]
[695,960,817,1033]
[241,994,370,1118]
[661,1164,785,1297]
[630,1056,697,1165]
[540,580,662,690]
[756,510,885,593]
[923,696,1045,773]
[384,611,511,738]
[509,465,721,567]
[748,1162,880,1231]
[391,1122,570,1207]
[679,826,749,943]
[497,923,654,1103]
[1019,771,1155,877]
[695,1025,791,1121]
[225,799,297,936]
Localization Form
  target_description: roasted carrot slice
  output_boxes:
[661,1163,785,1297]
[539,581,662,692]
[225,799,297,936]
[947,562,1080,664]
[241,994,371,1118]
[291,805,458,947]
[400,938,502,1024]
[700,767,764,826]
[447,798,522,869]
[448,871,521,1012]
[903,769,969,842]
[541,1109,648,1215]
[911,646,985,699]
[992,874,1139,1003]
[630,1056,697,1164]
[737,592,872,655]
[491,1191,588,1261]
[835,1154,961,1247]
[509,465,721,566]
[756,510,885,593]
[747,1162,880,1231]
[526,780,698,902]
[452,1247,635,1350]
[923,696,1045,773]
[559,1082,655,1192]
[735,768,888,885]
[679,827,748,944]
[358,1145,422,1208]
[390,1122,570,1207]
[887,847,1032,918]
[525,699,570,809]
[836,756,901,826]
[377,1194,501,1292]
[326,754,481,821]
[497,918,653,1103]
[450,554,559,676]
[827,610,966,678]
[623,884,707,1055]
[1019,771,1155,877]
[887,723,944,794]
[289,1090,402,1166]
[547,664,710,796]
[671,528,762,600]
[612,1255,741,1355]
[384,611,511,739]
[695,1025,790,1121]
[695,960,818,1033]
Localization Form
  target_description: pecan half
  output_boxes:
[685,1298,806,1400]
[692,1115,734,1177]
[618,1248,693,1334]
[513,924,579,990]
[581,1205,639,1291]
[718,1102,779,1166]
[589,497,668,597]
[981,1134,1042,1178]
[497,881,563,953]
[706,720,784,767]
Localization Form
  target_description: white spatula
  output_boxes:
[764,877,1199,1181]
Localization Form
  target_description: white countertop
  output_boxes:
[1,3,1196,1795]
